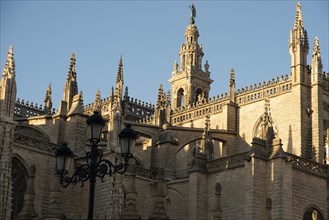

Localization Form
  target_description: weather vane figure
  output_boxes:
[189,3,196,24]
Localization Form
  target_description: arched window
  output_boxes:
[11,157,28,219]
[177,88,184,108]
[303,207,324,220]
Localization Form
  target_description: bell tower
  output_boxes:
[169,4,213,109]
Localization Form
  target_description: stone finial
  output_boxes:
[2,45,15,77]
[174,60,178,71]
[115,57,124,100]
[62,52,78,112]
[116,56,124,83]
[68,52,76,80]
[294,2,304,29]
[156,84,164,108]
[93,90,101,112]
[229,68,236,103]
[290,2,308,50]
[124,86,129,100]
[311,37,323,75]
[44,84,53,114]
[230,68,235,87]
[110,86,115,102]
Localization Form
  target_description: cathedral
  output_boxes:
[0,2,328,220]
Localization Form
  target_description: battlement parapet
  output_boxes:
[138,115,154,125]
[85,98,110,115]
[171,96,228,125]
[236,74,291,95]
[236,74,292,105]
[172,68,210,79]
[125,96,155,119]
[14,98,54,118]
[286,153,327,178]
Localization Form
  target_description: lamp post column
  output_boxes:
[88,143,98,220]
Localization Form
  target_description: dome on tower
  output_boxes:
[185,23,199,37]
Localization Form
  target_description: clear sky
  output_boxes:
[1,1,328,109]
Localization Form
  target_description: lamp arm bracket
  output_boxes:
[60,163,91,188]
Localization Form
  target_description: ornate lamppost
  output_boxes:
[55,111,138,220]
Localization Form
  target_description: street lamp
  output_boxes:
[55,111,138,220]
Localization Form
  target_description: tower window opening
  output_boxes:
[196,88,203,103]
[177,88,185,108]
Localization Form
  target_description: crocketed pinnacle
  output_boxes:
[44,84,53,113]
[116,56,124,84]
[2,45,15,77]
[311,37,323,74]
[156,84,164,108]
[312,37,321,58]
[289,2,308,53]
[67,53,76,80]
[93,89,101,112]
[230,68,235,87]
[110,86,114,102]
[294,2,304,29]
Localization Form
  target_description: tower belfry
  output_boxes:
[169,4,213,109]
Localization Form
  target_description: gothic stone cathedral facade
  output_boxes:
[0,3,328,220]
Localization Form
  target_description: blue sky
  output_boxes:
[1,1,328,109]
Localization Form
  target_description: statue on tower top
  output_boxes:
[189,3,196,24]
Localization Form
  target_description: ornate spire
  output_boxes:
[93,90,101,112]
[124,86,129,101]
[294,2,304,29]
[156,84,164,109]
[115,57,124,100]
[229,68,235,103]
[289,2,309,85]
[44,84,53,114]
[229,68,235,87]
[289,2,309,53]
[311,37,323,74]
[116,56,124,83]
[2,45,15,77]
[0,45,17,118]
[62,53,78,112]
[67,53,76,80]
[110,86,115,102]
